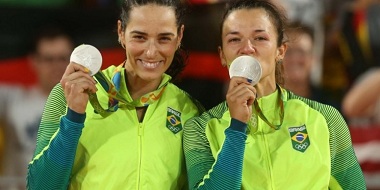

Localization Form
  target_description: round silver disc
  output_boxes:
[70,44,102,76]
[229,55,262,85]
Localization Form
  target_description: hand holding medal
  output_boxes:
[61,44,102,114]
[229,55,262,85]
[70,44,122,117]
[226,55,262,123]
[70,44,102,76]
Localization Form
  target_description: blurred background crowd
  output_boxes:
[0,0,379,189]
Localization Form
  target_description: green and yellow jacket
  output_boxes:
[184,86,366,190]
[27,65,203,190]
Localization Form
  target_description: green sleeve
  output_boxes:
[324,105,366,189]
[26,84,86,190]
[184,103,247,190]
[291,93,366,189]
[33,84,66,156]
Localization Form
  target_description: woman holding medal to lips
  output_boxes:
[183,0,365,189]
[27,0,204,189]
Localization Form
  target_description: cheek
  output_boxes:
[126,43,144,56]
[260,58,276,75]
[160,44,177,56]
[222,51,238,66]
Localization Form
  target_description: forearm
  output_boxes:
[343,69,380,117]
[185,119,247,190]
[27,109,85,190]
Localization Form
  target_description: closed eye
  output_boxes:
[227,37,241,43]
[255,36,268,41]
[132,35,146,40]
[159,36,173,42]
[130,30,147,41]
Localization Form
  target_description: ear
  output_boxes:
[117,20,125,42]
[218,46,227,67]
[177,25,184,47]
[276,43,287,60]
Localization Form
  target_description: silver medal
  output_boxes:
[70,44,102,76]
[229,55,262,85]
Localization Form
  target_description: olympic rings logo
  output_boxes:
[295,142,309,150]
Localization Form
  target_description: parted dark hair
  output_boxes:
[219,0,288,86]
[119,0,188,81]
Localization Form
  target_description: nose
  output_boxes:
[240,39,255,55]
[146,40,157,58]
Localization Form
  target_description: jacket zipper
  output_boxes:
[262,133,275,190]
[137,122,143,189]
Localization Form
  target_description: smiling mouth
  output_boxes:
[141,60,161,69]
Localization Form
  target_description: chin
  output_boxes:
[141,74,162,81]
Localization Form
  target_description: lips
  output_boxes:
[140,60,161,69]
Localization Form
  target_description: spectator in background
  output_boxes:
[283,22,315,97]
[283,21,341,110]
[0,25,74,189]
[342,67,380,126]
[28,27,74,96]
[274,0,325,86]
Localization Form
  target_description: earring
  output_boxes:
[276,59,283,64]
[177,43,181,50]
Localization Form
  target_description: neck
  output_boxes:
[126,74,162,100]
[255,80,277,98]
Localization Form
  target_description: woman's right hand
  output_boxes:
[226,77,256,123]
[60,62,97,114]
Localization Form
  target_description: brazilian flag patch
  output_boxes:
[166,107,182,134]
[288,125,310,153]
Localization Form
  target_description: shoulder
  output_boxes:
[286,90,345,125]
[185,101,228,127]
[166,83,205,113]
[287,90,339,113]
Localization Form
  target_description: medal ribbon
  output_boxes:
[88,63,168,117]
[253,84,284,130]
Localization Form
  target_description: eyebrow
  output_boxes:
[225,29,267,36]
[130,30,175,37]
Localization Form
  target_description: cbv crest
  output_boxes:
[166,107,182,134]
[288,125,310,153]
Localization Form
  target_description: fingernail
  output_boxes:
[84,67,90,73]
[247,79,252,83]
